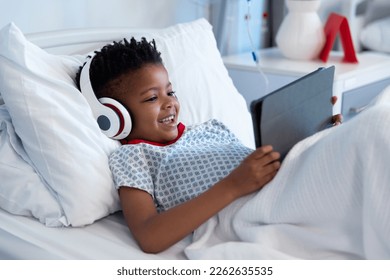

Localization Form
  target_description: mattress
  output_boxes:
[0,209,189,260]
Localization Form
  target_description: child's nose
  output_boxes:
[164,102,173,109]
[162,98,174,109]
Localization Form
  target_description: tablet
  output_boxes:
[250,66,335,160]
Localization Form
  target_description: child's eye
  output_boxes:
[168,91,176,97]
[145,96,157,102]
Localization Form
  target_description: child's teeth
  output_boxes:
[160,115,174,123]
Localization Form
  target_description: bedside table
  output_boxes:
[223,48,390,121]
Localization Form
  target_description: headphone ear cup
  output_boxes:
[97,97,132,140]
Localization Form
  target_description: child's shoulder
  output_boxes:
[185,119,237,141]
[188,118,229,131]
[109,141,143,159]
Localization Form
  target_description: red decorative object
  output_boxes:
[319,13,358,63]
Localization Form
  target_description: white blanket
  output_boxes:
[186,87,390,260]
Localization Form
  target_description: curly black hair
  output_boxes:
[76,37,163,98]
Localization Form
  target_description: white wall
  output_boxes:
[0,0,207,34]
[0,0,267,56]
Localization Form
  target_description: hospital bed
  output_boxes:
[0,18,257,259]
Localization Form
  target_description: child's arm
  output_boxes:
[119,145,280,253]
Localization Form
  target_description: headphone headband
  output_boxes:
[79,56,103,116]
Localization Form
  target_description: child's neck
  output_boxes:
[120,123,185,146]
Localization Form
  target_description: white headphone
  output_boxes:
[79,56,132,140]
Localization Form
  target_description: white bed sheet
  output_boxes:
[185,90,390,260]
[0,208,189,260]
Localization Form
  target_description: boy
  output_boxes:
[77,37,280,253]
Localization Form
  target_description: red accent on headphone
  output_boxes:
[103,103,125,137]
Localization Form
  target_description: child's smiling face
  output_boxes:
[112,63,180,143]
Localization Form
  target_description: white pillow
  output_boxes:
[360,17,390,53]
[0,19,254,227]
[0,106,66,226]
[0,23,121,227]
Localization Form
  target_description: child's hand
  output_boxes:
[223,145,280,199]
[331,96,343,126]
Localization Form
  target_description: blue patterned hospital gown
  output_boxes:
[109,119,253,212]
